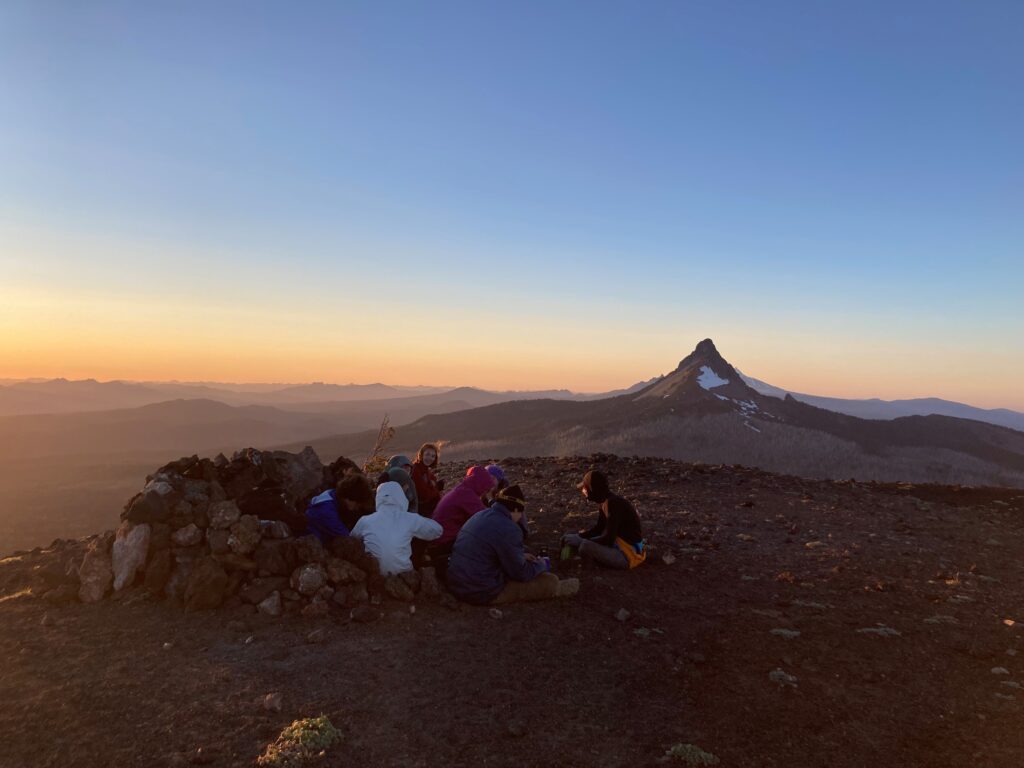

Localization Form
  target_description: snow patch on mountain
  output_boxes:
[698,366,729,390]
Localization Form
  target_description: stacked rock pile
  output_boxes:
[23,447,442,615]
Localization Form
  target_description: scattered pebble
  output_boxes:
[306,628,327,645]
[162,642,174,650]
[616,608,631,622]
[991,667,1011,676]
[805,541,825,550]
[736,534,755,542]
[857,626,901,638]
[489,608,503,620]
[770,629,801,639]
[768,668,798,688]
[1000,681,1022,689]
[924,615,959,625]
[263,692,283,712]
[661,552,677,566]
[507,721,527,738]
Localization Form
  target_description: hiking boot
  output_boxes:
[556,577,580,598]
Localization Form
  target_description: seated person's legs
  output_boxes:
[578,539,629,569]
[493,572,569,604]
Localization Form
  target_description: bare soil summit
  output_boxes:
[2,453,1024,767]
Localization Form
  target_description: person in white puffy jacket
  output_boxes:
[351,481,443,576]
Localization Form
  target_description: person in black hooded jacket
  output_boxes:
[561,470,645,569]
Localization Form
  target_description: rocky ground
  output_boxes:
[2,455,1024,767]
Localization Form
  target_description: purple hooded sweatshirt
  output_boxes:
[432,465,496,546]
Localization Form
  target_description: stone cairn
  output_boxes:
[31,447,441,617]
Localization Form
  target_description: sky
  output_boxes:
[1,1,1022,408]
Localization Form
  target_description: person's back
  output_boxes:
[351,481,442,576]
[432,465,496,546]
[447,488,578,605]
[305,490,349,543]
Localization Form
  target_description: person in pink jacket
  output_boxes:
[428,465,496,580]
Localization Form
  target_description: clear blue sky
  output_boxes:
[1,1,1022,407]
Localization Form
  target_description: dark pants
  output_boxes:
[427,540,454,583]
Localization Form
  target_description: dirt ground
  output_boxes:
[2,455,1024,767]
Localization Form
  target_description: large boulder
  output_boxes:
[291,563,328,596]
[78,533,115,603]
[184,557,229,612]
[228,515,261,556]
[111,521,151,591]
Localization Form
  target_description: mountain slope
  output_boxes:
[294,340,1024,488]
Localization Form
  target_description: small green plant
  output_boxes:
[665,743,720,766]
[256,715,342,767]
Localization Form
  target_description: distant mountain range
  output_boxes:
[739,374,1024,433]
[295,339,1024,488]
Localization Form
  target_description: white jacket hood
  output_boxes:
[376,481,409,514]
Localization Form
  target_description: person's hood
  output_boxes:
[579,470,610,504]
[376,481,410,513]
[463,465,497,496]
[310,489,335,505]
[387,455,413,470]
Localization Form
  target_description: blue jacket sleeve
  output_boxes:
[494,526,546,583]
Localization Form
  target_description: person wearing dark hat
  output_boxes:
[561,470,646,569]
[447,485,580,604]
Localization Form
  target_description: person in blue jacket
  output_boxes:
[446,485,579,605]
[305,472,375,543]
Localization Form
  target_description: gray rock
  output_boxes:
[419,567,441,598]
[260,520,291,539]
[257,591,283,617]
[770,629,801,639]
[399,570,421,592]
[616,608,631,622]
[291,563,328,596]
[144,549,172,595]
[184,557,229,612]
[293,535,328,564]
[112,521,151,591]
[326,558,366,585]
[769,668,798,688]
[125,491,169,524]
[78,533,115,603]
[208,500,241,530]
[385,574,415,602]
[148,523,171,553]
[171,523,203,548]
[263,692,283,712]
[206,528,231,555]
[228,515,261,556]
[240,576,289,605]
[254,540,296,576]
[43,583,79,606]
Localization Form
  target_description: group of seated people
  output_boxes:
[303,443,647,606]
